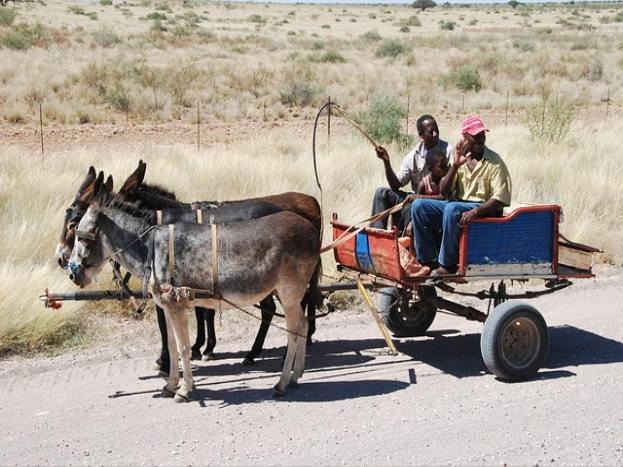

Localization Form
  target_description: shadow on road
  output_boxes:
[119,324,622,403]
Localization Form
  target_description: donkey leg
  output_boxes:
[273,298,305,397]
[156,306,170,376]
[202,308,217,361]
[286,301,308,387]
[243,297,275,366]
[191,308,206,360]
[168,308,194,403]
[162,308,180,398]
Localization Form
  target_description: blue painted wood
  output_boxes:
[467,210,554,265]
[355,231,376,273]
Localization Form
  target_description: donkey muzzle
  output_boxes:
[68,262,85,285]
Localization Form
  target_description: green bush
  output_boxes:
[247,14,266,24]
[402,15,421,26]
[440,20,456,30]
[527,94,576,144]
[513,37,535,52]
[0,23,49,50]
[0,8,18,27]
[105,86,130,112]
[357,94,414,149]
[375,39,411,58]
[91,27,121,47]
[279,80,317,107]
[146,11,167,21]
[317,50,345,63]
[444,67,483,92]
[400,25,410,33]
[360,30,382,41]
[100,0,113,5]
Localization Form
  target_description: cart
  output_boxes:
[329,204,599,382]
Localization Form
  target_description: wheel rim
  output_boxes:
[396,288,434,326]
[500,316,541,370]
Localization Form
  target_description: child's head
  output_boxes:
[426,149,449,178]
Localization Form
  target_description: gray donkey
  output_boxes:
[68,176,320,402]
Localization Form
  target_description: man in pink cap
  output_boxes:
[410,115,512,276]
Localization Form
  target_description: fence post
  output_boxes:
[39,101,44,160]
[505,90,510,126]
[196,102,200,152]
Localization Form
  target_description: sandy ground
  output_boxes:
[0,264,621,466]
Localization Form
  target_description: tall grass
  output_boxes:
[1,119,622,355]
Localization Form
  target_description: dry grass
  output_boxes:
[0,1,622,124]
[1,117,622,355]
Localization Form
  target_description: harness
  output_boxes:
[153,210,219,296]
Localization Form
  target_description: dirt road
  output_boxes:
[1,266,622,466]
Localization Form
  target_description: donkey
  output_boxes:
[68,177,320,401]
[55,164,322,372]
[116,162,321,368]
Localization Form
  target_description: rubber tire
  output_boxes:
[481,301,549,382]
[377,286,437,337]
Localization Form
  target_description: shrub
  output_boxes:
[146,11,167,21]
[375,39,411,58]
[527,94,576,144]
[513,37,535,52]
[440,20,456,30]
[91,27,121,47]
[105,85,130,112]
[444,67,483,92]
[357,94,414,149]
[360,30,382,41]
[100,0,113,5]
[402,15,421,27]
[0,23,50,50]
[0,8,17,27]
[581,58,603,82]
[317,50,345,63]
[247,14,266,25]
[280,80,317,107]
[400,26,410,33]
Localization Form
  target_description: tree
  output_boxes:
[412,0,436,11]
[508,0,520,8]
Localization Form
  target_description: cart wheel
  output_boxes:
[481,301,549,382]
[377,286,437,337]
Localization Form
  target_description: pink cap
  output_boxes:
[461,115,489,136]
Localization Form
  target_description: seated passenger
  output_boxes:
[370,115,453,231]
[410,115,512,277]
[398,148,450,277]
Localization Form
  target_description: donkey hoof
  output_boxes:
[174,393,190,403]
[161,387,176,398]
[242,357,255,366]
[191,350,202,361]
[272,385,286,398]
[202,353,216,362]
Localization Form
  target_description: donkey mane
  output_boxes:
[108,197,154,224]
[139,183,177,200]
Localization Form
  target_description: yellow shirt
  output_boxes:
[452,147,512,206]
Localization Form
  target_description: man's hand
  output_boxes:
[460,207,480,225]
[454,138,471,168]
[375,146,390,162]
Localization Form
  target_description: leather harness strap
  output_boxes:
[168,224,175,285]
[209,215,218,293]
[196,209,203,224]
[156,210,163,225]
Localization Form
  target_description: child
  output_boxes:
[398,149,450,277]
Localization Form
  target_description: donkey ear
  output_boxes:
[119,160,146,194]
[77,171,104,205]
[73,166,97,202]
[104,175,114,193]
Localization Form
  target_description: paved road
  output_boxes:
[1,266,622,466]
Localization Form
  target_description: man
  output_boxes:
[410,115,512,276]
[371,114,453,229]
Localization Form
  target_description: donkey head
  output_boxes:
[67,174,114,288]
[55,167,103,269]
[55,160,149,269]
